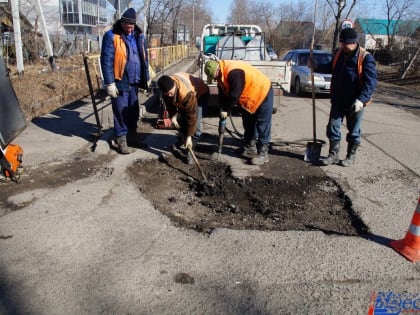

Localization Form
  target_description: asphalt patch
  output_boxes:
[128,150,369,236]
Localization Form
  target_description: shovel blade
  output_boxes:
[304,141,322,162]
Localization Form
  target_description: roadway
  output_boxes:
[0,66,419,314]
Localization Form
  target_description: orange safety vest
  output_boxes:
[170,72,208,104]
[219,60,271,114]
[332,46,372,105]
[113,35,127,80]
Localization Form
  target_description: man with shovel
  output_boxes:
[314,27,377,167]
[204,60,274,165]
[157,73,209,164]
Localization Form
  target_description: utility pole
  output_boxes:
[10,0,24,75]
[143,0,150,36]
[192,0,195,46]
[34,0,57,70]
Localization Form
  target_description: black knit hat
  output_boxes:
[339,28,358,44]
[121,8,136,24]
[158,76,175,93]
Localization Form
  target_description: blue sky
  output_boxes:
[210,0,231,23]
[207,0,416,23]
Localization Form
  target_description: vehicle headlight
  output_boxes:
[313,75,324,81]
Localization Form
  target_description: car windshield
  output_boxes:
[297,53,332,66]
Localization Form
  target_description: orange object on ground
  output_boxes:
[1,143,23,178]
[390,197,420,262]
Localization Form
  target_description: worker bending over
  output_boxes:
[204,60,274,165]
[157,73,209,164]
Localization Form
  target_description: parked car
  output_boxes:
[282,49,332,96]
[266,44,278,60]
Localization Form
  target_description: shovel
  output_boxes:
[173,121,208,183]
[187,146,208,183]
[304,0,323,162]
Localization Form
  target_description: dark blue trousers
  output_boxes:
[111,85,139,137]
[241,86,273,145]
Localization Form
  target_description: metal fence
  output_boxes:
[148,44,192,74]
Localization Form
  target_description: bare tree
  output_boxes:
[315,0,336,48]
[383,0,415,49]
[178,0,212,45]
[140,0,211,46]
[248,0,279,44]
[227,0,252,24]
[274,1,313,53]
[140,0,184,45]
[325,0,357,52]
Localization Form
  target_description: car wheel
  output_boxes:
[294,78,302,96]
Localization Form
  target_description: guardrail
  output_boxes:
[148,45,193,75]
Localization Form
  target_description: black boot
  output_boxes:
[340,143,359,167]
[126,130,138,146]
[241,139,258,158]
[251,143,269,165]
[320,140,340,166]
[127,130,148,149]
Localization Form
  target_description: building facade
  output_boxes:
[60,0,108,34]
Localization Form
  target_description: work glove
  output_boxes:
[352,99,364,113]
[171,115,180,129]
[220,111,228,120]
[185,136,193,150]
[106,83,118,98]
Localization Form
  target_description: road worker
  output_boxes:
[204,59,274,165]
[313,27,377,166]
[100,8,149,154]
[157,73,209,164]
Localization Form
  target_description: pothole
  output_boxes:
[128,152,369,236]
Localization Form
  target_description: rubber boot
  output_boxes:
[126,130,137,146]
[340,143,359,167]
[116,136,131,154]
[320,140,340,166]
[251,143,269,165]
[241,139,258,158]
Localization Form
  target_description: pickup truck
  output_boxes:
[197,24,292,108]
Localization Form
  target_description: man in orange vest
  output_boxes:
[157,73,209,164]
[101,8,149,154]
[316,28,377,166]
[204,60,274,165]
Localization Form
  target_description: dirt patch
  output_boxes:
[9,55,89,121]
[128,139,369,236]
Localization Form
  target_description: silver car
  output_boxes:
[282,49,332,96]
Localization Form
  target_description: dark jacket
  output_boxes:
[162,73,209,137]
[101,21,149,91]
[317,45,377,109]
